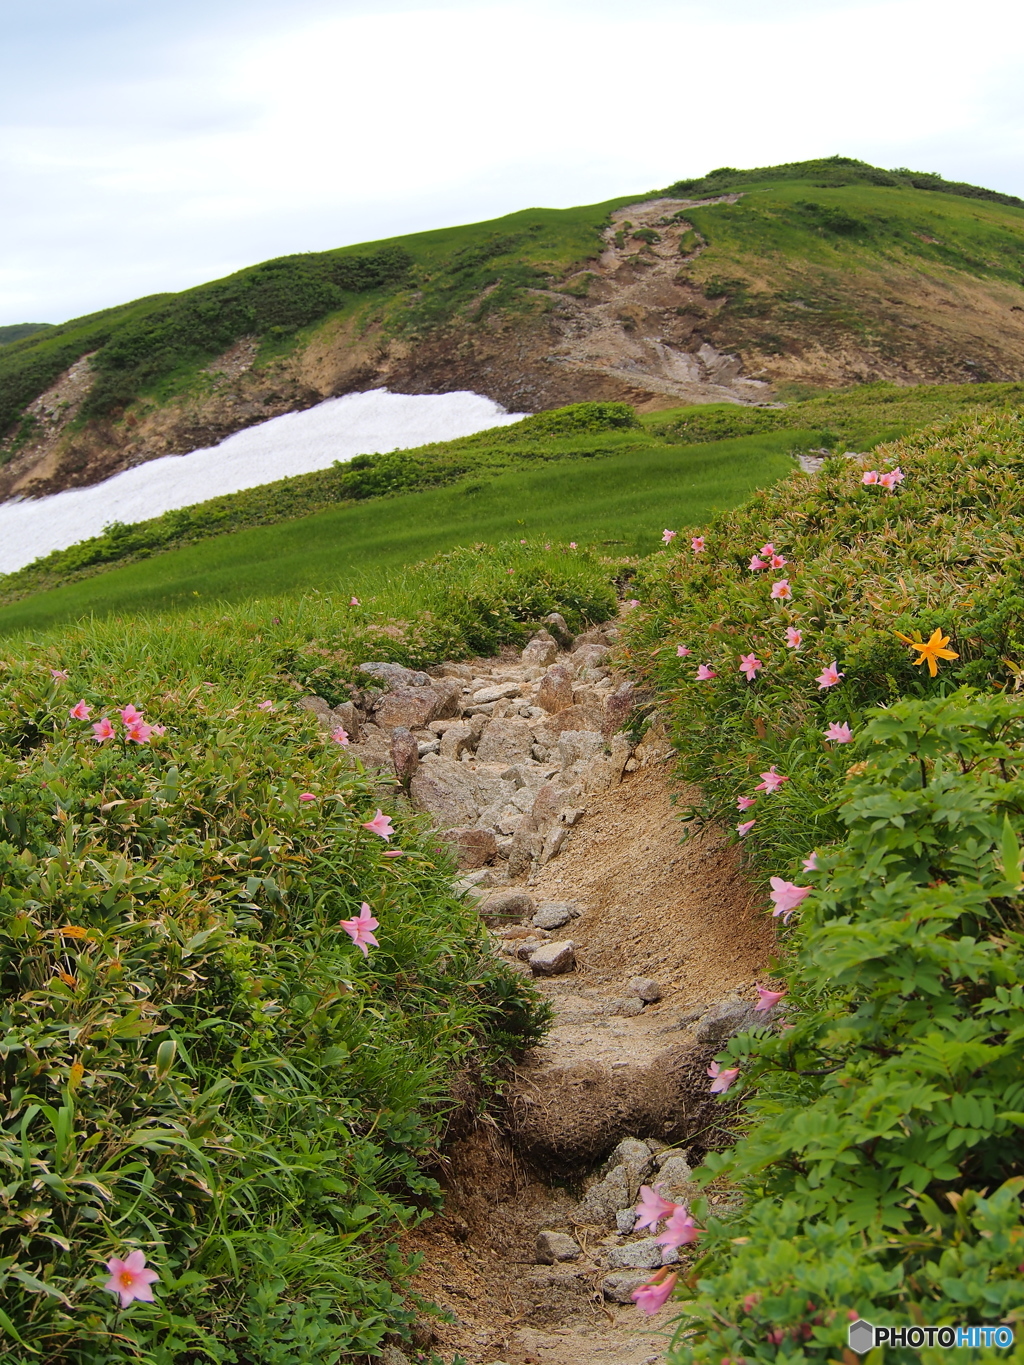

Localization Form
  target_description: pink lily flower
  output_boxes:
[634,1184,678,1231]
[126,720,154,744]
[520,539,527,544]
[257,700,274,712]
[769,876,811,922]
[656,1206,702,1248]
[362,809,394,840]
[69,700,91,721]
[569,541,578,549]
[770,553,787,569]
[119,704,144,725]
[760,543,775,556]
[785,626,803,649]
[299,792,316,803]
[662,529,677,544]
[331,726,350,745]
[737,795,756,811]
[625,598,640,608]
[151,724,167,737]
[803,852,819,871]
[691,535,705,553]
[824,721,853,743]
[754,985,787,1011]
[91,718,115,743]
[696,665,717,680]
[816,661,844,689]
[676,644,691,657]
[708,1061,740,1093]
[737,819,756,837]
[739,653,763,682]
[748,555,768,572]
[770,579,792,600]
[887,466,905,484]
[862,470,879,485]
[350,596,360,606]
[339,902,380,956]
[755,766,788,794]
[382,849,406,858]
[544,542,551,550]
[103,1250,159,1308]
[632,1272,678,1315]
[507,568,514,575]
[50,669,69,682]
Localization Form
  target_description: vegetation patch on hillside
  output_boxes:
[623,408,1024,1355]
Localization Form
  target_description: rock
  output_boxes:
[417,739,440,757]
[695,998,761,1044]
[579,1163,630,1223]
[439,723,476,761]
[532,744,550,762]
[380,1348,414,1365]
[557,729,607,780]
[602,1271,650,1304]
[475,719,535,766]
[537,665,574,714]
[605,1238,663,1270]
[480,889,535,922]
[521,630,559,667]
[616,1208,637,1234]
[535,1230,581,1264]
[439,662,472,679]
[537,704,605,737]
[512,936,548,960]
[604,1137,655,1198]
[472,682,522,705]
[603,680,636,738]
[532,902,579,930]
[358,662,431,690]
[542,612,574,647]
[539,824,568,864]
[571,643,611,670]
[614,997,644,1017]
[529,940,576,975]
[375,686,447,731]
[299,695,333,725]
[331,700,362,742]
[628,977,663,1003]
[389,727,420,787]
[450,827,498,869]
[578,732,632,794]
[652,1154,697,1206]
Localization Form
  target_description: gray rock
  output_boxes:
[605,1238,663,1270]
[529,940,576,975]
[389,726,420,788]
[475,718,535,766]
[543,612,574,647]
[602,1271,650,1304]
[375,686,448,731]
[628,976,663,1003]
[695,998,761,1044]
[298,695,333,725]
[653,1155,696,1204]
[579,1163,630,1223]
[536,704,605,737]
[512,936,548,960]
[479,889,535,922]
[537,665,574,714]
[535,1230,581,1264]
[571,643,611,670]
[616,1208,637,1234]
[532,902,579,930]
[603,680,636,738]
[380,1348,414,1365]
[417,739,440,757]
[521,630,559,667]
[604,1138,655,1198]
[472,682,522,705]
[330,699,362,741]
[439,662,472,679]
[358,662,431,690]
[449,827,498,869]
[539,824,568,864]
[439,723,476,761]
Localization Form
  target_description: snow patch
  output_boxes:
[0,389,525,575]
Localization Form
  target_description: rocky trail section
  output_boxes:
[303,620,776,1364]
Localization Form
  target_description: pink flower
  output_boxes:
[103,1250,159,1308]
[507,568,514,575]
[257,700,274,712]
[569,541,578,549]
[748,555,768,573]
[350,596,360,606]
[803,852,819,871]
[769,876,811,923]
[69,700,91,720]
[737,795,756,811]
[544,542,551,550]
[634,1184,678,1232]
[754,985,787,1012]
[362,809,394,840]
[816,661,844,690]
[824,721,853,744]
[520,538,527,544]
[151,724,167,737]
[878,467,905,490]
[691,535,705,553]
[91,718,115,743]
[708,1061,740,1094]
[382,849,405,858]
[632,1272,678,1315]
[656,1206,702,1248]
[755,766,788,794]
[785,626,803,649]
[339,901,379,957]
[676,645,691,657]
[737,819,756,837]
[126,720,154,744]
[770,554,787,570]
[696,665,717,680]
[119,704,143,725]
[886,466,905,484]
[50,669,69,682]
[625,598,640,609]
[861,470,879,485]
[662,529,677,544]
[739,653,763,682]
[770,579,792,601]
[331,726,350,746]
[760,543,775,556]
[299,792,316,803]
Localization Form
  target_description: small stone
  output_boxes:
[298,695,333,725]
[532,901,580,929]
[532,744,550,761]
[624,757,639,772]
[579,1163,630,1223]
[376,686,447,731]
[480,889,535,922]
[628,976,663,1003]
[390,726,419,788]
[380,1348,414,1365]
[605,1237,663,1270]
[330,699,362,741]
[475,718,535,765]
[616,1209,637,1234]
[439,662,472,679]
[571,643,611,670]
[695,997,761,1044]
[472,682,522,705]
[529,940,576,975]
[513,936,548,960]
[521,630,559,667]
[539,824,568,864]
[603,680,636,738]
[614,997,644,1017]
[439,723,475,761]
[602,1271,650,1304]
[535,1230,581,1264]
[537,665,575,714]
[417,739,440,756]
[450,827,498,869]
[542,612,574,647]
[358,662,431,690]
[604,1138,655,1197]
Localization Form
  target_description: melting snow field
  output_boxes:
[0,389,526,575]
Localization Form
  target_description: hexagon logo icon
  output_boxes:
[848,1319,875,1355]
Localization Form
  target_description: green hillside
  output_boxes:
[0,322,51,346]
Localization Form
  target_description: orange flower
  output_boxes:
[894,627,959,677]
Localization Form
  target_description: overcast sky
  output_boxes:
[2,0,1023,325]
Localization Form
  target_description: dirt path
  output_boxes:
[314,620,776,1365]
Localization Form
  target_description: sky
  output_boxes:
[2,0,1023,326]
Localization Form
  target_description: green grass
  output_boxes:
[0,430,799,634]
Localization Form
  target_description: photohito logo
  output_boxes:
[848,1318,1015,1352]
